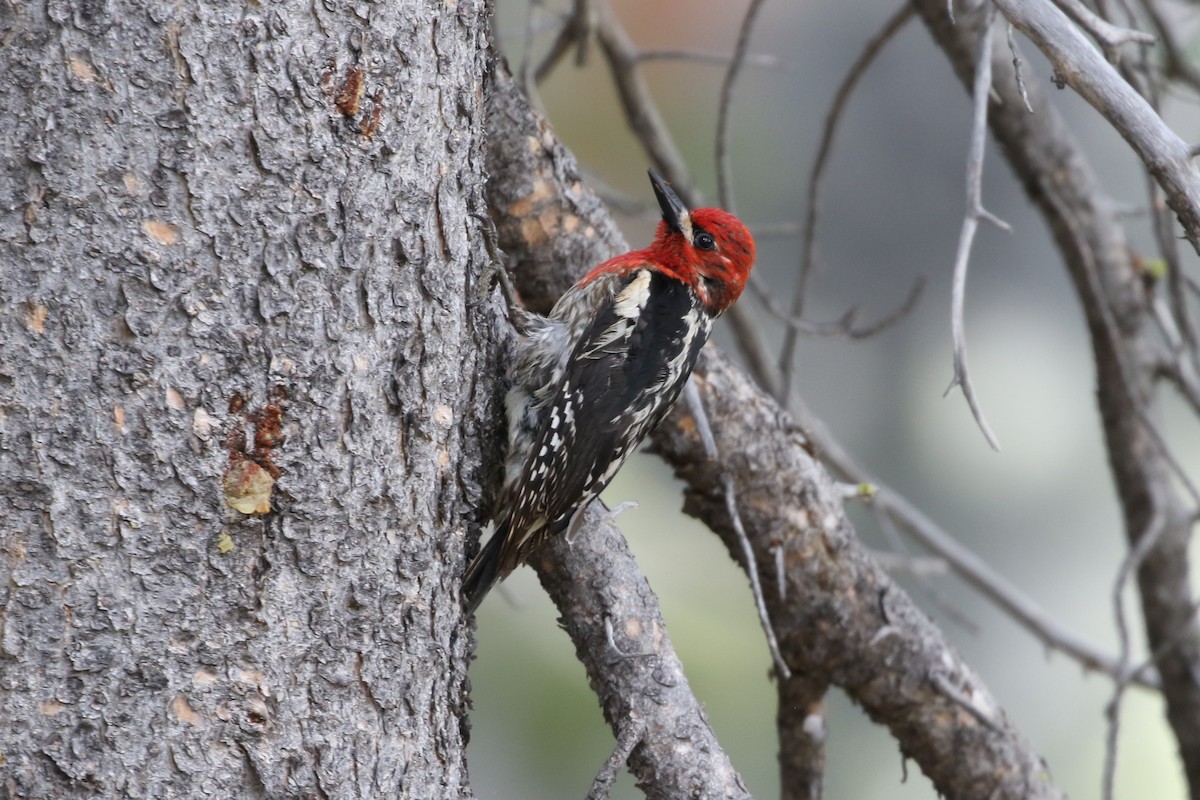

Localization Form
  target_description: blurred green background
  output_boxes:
[469,1,1200,797]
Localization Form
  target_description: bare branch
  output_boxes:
[587,715,645,800]
[533,506,753,798]
[945,10,1007,451]
[1050,0,1156,55]
[637,49,791,71]
[722,472,792,680]
[991,0,1200,257]
[715,0,767,212]
[778,4,915,405]
[792,393,1159,689]
[1102,509,1167,800]
[777,675,829,800]
[1006,22,1034,112]
[1140,0,1200,92]
[752,273,927,339]
[592,0,693,199]
[915,0,1200,790]
[656,352,1066,799]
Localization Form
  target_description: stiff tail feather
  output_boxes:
[462,522,508,615]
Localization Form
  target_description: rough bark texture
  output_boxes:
[912,2,1200,795]
[485,62,1063,800]
[0,1,496,797]
[533,507,752,800]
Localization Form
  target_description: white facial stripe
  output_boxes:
[678,211,693,242]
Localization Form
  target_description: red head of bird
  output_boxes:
[644,170,756,315]
[583,171,756,315]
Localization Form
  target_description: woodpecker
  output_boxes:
[463,170,756,614]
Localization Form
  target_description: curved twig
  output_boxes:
[715,0,767,213]
[944,8,1007,451]
[778,4,915,405]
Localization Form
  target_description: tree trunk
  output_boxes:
[0,1,495,796]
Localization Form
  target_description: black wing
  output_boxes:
[498,268,712,569]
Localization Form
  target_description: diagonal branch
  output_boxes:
[990,0,1200,256]
[485,57,1065,800]
[533,505,752,800]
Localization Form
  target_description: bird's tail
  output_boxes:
[462,522,508,616]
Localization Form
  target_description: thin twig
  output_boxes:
[945,9,1007,451]
[1006,23,1034,113]
[593,0,692,198]
[715,0,768,212]
[1102,509,1168,800]
[931,672,1001,730]
[1140,0,1200,92]
[637,49,791,71]
[687,378,791,678]
[751,273,926,339]
[1050,0,1156,57]
[778,4,915,405]
[723,472,792,680]
[588,717,646,800]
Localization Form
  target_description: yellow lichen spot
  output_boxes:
[623,616,643,640]
[1143,258,1168,280]
[562,213,580,233]
[113,405,126,432]
[166,387,186,410]
[40,700,64,716]
[172,694,201,725]
[526,135,542,153]
[438,450,450,467]
[143,219,177,245]
[24,302,48,334]
[123,173,139,192]
[433,405,453,428]
[193,670,219,685]
[222,459,274,515]
[68,57,96,82]
[584,226,596,238]
[216,532,236,554]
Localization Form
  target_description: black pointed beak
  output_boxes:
[648,169,688,235]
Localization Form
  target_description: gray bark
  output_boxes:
[0,1,496,797]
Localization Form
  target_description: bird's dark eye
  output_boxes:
[695,232,716,251]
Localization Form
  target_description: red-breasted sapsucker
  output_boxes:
[463,170,756,614]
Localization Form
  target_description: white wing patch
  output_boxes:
[582,270,651,358]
